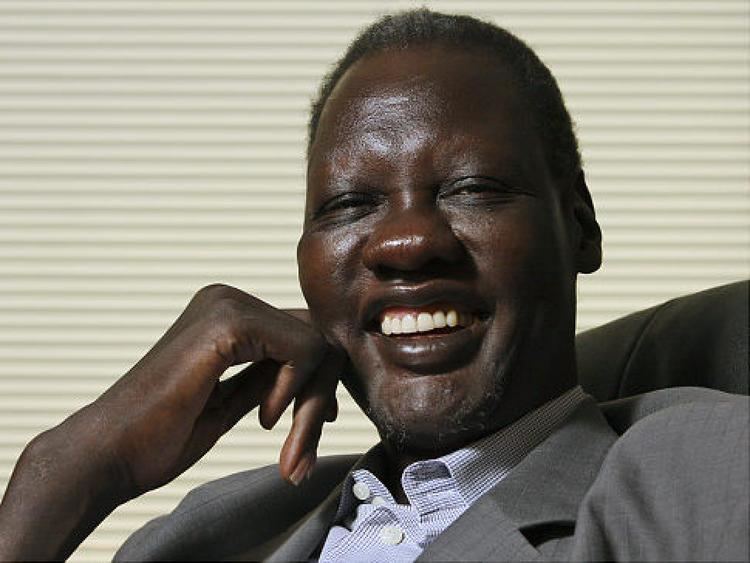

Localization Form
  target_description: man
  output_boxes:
[0,9,747,561]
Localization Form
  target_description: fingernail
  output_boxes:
[288,453,313,486]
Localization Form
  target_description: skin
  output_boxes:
[0,44,600,558]
[300,45,601,479]
[0,289,342,559]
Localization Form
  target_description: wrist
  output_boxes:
[0,408,124,560]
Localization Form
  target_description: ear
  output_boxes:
[567,169,602,274]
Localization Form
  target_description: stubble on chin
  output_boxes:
[367,366,511,454]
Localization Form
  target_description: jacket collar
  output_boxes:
[417,397,618,561]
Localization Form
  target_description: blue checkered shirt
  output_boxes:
[319,386,587,562]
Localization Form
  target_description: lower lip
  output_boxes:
[369,320,486,374]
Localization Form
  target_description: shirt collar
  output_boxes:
[439,385,588,504]
[334,385,588,518]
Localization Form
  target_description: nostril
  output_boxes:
[372,260,467,282]
[363,233,430,270]
[362,214,466,274]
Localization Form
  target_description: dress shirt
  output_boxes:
[319,385,588,562]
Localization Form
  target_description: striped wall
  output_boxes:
[0,1,747,559]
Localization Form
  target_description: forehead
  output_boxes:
[308,45,540,176]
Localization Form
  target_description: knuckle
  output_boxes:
[209,296,239,325]
[195,283,234,303]
[190,297,247,364]
[205,313,243,362]
[21,430,56,463]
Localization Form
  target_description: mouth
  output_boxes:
[378,305,476,336]
[361,287,490,374]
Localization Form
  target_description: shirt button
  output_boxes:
[371,495,386,506]
[352,482,370,500]
[380,525,404,545]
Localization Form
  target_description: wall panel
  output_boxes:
[0,1,747,559]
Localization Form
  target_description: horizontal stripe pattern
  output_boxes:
[0,1,747,560]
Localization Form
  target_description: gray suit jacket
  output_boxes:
[114,387,749,561]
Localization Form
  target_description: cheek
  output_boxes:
[456,208,534,278]
[298,229,363,324]
[460,204,568,286]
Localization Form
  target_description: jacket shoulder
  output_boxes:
[574,390,749,562]
[599,385,746,433]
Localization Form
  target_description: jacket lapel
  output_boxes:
[266,444,389,561]
[264,482,343,562]
[418,398,618,561]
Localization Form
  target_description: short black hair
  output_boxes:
[307,8,581,181]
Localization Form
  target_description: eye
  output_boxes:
[438,176,530,203]
[445,183,506,196]
[312,191,378,222]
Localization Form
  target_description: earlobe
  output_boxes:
[570,170,602,274]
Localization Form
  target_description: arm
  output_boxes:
[0,284,342,560]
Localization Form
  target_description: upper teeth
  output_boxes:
[380,309,472,335]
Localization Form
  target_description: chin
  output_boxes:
[355,361,514,454]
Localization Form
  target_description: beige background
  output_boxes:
[0,1,748,560]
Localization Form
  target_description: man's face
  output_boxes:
[298,46,591,452]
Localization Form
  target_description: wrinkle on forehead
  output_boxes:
[326,78,445,162]
[307,47,542,186]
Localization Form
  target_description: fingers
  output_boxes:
[176,286,344,484]
[164,286,328,407]
[186,349,342,483]
[202,287,319,363]
[171,360,279,475]
[324,396,338,423]
[257,362,299,430]
[256,357,337,429]
[217,360,278,432]
[81,284,342,500]
[278,352,342,484]
[277,307,338,422]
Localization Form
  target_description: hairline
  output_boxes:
[306,40,581,185]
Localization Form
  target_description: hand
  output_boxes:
[99,283,343,495]
[0,284,343,559]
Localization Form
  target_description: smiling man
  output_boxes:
[0,9,747,562]
[298,32,600,471]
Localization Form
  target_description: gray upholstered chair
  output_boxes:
[577,280,749,401]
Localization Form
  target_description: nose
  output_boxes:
[362,203,465,276]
